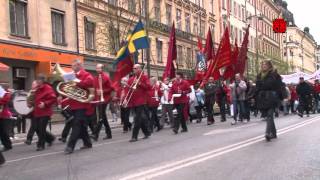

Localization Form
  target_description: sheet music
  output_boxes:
[62,72,80,83]
[0,86,6,98]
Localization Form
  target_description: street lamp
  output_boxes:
[246,14,263,77]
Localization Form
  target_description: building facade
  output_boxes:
[76,0,218,78]
[284,26,317,74]
[316,45,320,70]
[0,0,82,90]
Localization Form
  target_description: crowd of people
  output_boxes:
[1,59,319,165]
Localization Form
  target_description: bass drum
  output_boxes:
[12,91,33,115]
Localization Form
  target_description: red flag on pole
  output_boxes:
[163,22,177,80]
[203,27,214,61]
[223,41,239,80]
[204,27,231,81]
[236,25,250,76]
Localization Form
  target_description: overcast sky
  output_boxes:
[287,0,320,44]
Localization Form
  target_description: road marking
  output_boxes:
[119,116,320,180]
[203,128,239,136]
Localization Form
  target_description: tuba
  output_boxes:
[50,63,95,103]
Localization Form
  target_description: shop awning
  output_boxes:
[0,62,9,71]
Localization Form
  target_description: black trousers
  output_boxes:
[218,98,227,121]
[32,116,55,148]
[148,106,161,132]
[0,119,12,149]
[132,105,150,139]
[121,107,131,131]
[298,98,310,115]
[61,120,72,139]
[265,108,277,137]
[173,103,188,132]
[26,118,36,142]
[244,100,251,120]
[16,116,26,133]
[0,151,5,165]
[67,109,92,150]
[195,106,203,121]
[95,104,112,138]
[205,98,215,123]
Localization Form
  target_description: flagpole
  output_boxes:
[145,0,151,76]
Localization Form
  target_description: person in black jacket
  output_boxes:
[296,77,313,117]
[204,77,217,125]
[256,60,283,141]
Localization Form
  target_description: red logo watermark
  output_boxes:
[273,18,287,33]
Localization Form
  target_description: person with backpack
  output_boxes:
[296,77,313,117]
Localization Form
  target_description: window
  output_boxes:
[210,0,214,14]
[9,0,28,37]
[200,20,205,37]
[141,0,146,17]
[238,4,241,19]
[234,2,237,16]
[231,25,234,41]
[222,0,226,9]
[186,47,192,66]
[177,45,183,66]
[128,0,136,13]
[176,9,182,30]
[108,0,117,6]
[185,13,191,33]
[154,0,161,22]
[156,38,163,63]
[193,16,198,35]
[85,18,96,50]
[51,10,65,45]
[166,4,172,25]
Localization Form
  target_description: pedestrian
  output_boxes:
[64,60,94,154]
[0,82,13,152]
[216,80,228,122]
[312,79,320,113]
[58,96,73,143]
[230,74,247,125]
[160,78,174,127]
[256,60,282,141]
[289,84,298,114]
[204,77,217,125]
[194,83,205,123]
[147,77,162,132]
[93,64,113,141]
[29,74,56,151]
[127,64,151,142]
[168,72,191,134]
[281,83,291,115]
[246,80,257,118]
[296,77,313,117]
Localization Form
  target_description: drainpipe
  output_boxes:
[74,0,80,54]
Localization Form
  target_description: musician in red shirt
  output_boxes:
[169,72,191,134]
[127,64,151,142]
[147,77,163,132]
[0,82,13,152]
[116,77,132,133]
[92,64,114,140]
[313,80,320,113]
[65,60,94,154]
[31,74,57,151]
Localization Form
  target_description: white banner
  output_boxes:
[281,70,320,84]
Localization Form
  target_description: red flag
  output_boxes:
[236,25,250,76]
[112,55,134,90]
[204,27,231,81]
[223,41,239,80]
[203,28,214,61]
[197,37,203,52]
[163,22,177,80]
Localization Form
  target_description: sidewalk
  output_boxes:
[10,119,123,144]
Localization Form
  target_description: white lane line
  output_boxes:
[203,128,239,136]
[6,138,130,163]
[119,116,320,180]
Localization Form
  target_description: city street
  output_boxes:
[1,114,320,180]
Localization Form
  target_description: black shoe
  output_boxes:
[129,138,138,142]
[80,145,92,150]
[47,137,55,147]
[24,140,32,145]
[64,147,73,154]
[103,135,112,140]
[180,129,188,133]
[298,113,303,118]
[58,137,66,143]
[36,147,45,151]
[91,135,98,142]
[156,126,163,132]
[196,119,201,123]
[0,157,5,165]
[265,135,271,142]
[173,129,178,134]
[142,135,149,139]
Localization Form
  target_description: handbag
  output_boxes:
[257,90,279,110]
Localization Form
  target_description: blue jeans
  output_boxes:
[233,100,246,121]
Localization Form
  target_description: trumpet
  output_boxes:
[120,65,145,108]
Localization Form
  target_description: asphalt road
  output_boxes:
[1,114,320,180]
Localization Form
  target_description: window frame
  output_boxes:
[51,9,66,46]
[9,0,29,38]
[84,17,96,51]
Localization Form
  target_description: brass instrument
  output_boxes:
[51,63,95,103]
[26,89,36,108]
[98,74,105,102]
[120,65,145,108]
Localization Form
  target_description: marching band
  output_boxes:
[1,59,319,162]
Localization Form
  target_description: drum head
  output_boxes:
[12,91,33,115]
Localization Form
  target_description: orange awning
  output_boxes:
[0,62,9,71]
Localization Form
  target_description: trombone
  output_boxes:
[120,65,146,108]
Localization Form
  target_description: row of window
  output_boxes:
[9,0,66,45]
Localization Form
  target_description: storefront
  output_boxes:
[0,42,83,91]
